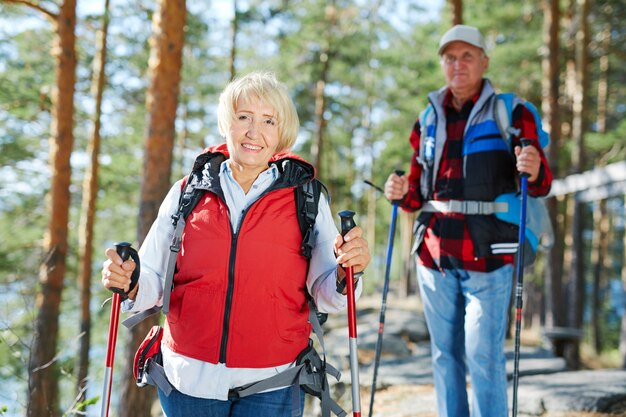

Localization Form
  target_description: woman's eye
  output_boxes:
[265,119,276,126]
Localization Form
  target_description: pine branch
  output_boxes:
[1,0,58,21]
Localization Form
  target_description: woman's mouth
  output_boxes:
[242,143,262,151]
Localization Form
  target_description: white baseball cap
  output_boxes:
[438,25,487,56]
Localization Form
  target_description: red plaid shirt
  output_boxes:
[402,87,552,272]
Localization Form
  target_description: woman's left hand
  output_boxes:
[334,226,371,275]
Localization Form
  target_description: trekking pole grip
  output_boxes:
[112,241,139,300]
[338,210,358,333]
[392,170,405,205]
[339,210,356,237]
[519,138,532,179]
[115,241,132,262]
[338,209,357,301]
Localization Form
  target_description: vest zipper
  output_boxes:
[217,188,279,364]
[219,224,239,364]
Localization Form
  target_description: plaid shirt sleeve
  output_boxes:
[511,104,553,196]
[399,118,425,212]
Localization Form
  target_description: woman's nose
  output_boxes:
[247,120,260,139]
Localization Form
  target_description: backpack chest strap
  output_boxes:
[422,199,509,215]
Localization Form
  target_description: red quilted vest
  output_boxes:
[163,164,311,368]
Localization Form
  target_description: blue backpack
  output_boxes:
[493,93,553,257]
[494,93,549,150]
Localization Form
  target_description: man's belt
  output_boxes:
[421,200,509,215]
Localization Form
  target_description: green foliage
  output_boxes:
[1,1,625,413]
[0,27,55,166]
[586,119,626,163]
[62,395,99,416]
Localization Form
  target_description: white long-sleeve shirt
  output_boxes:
[124,160,361,400]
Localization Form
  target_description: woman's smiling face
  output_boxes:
[226,96,280,173]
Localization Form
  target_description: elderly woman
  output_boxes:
[101,71,370,417]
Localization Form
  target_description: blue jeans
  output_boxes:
[158,386,305,417]
[416,264,513,417]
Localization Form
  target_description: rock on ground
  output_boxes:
[303,295,626,417]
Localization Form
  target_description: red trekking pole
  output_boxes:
[339,210,361,417]
[100,242,133,417]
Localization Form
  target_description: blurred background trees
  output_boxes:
[0,0,625,415]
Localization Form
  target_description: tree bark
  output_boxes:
[564,0,590,370]
[621,195,626,368]
[118,1,186,416]
[27,1,77,416]
[523,274,540,329]
[596,27,610,134]
[75,0,110,409]
[312,60,329,176]
[450,0,462,25]
[311,0,336,177]
[591,199,608,354]
[229,0,238,80]
[541,0,566,353]
[400,212,416,297]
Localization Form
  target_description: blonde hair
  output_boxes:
[217,71,300,153]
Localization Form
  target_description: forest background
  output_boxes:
[0,0,625,416]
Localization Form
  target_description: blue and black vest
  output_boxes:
[415,80,520,259]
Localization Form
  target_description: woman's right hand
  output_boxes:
[384,172,408,202]
[101,247,138,300]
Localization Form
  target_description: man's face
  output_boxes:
[440,42,489,96]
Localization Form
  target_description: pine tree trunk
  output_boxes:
[541,0,566,354]
[621,195,626,369]
[559,1,576,359]
[311,0,336,176]
[229,0,238,80]
[591,199,608,354]
[400,212,416,297]
[312,64,328,176]
[523,274,540,330]
[75,1,110,409]
[596,27,610,134]
[450,0,463,25]
[118,1,186,416]
[564,0,590,370]
[26,1,77,416]
[363,101,377,272]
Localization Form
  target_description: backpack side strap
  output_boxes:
[494,93,521,152]
[227,301,346,417]
[296,179,325,260]
[123,179,205,329]
[139,300,346,417]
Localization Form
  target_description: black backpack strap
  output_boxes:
[295,179,325,260]
[295,179,331,326]
[162,179,205,314]
[123,175,206,328]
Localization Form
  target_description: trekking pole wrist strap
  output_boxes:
[335,271,363,294]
